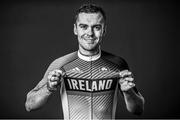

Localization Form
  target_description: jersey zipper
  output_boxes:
[90,56,93,120]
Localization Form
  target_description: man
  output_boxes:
[25,4,145,119]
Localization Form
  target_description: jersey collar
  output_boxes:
[78,49,101,61]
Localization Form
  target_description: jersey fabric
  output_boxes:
[43,50,129,120]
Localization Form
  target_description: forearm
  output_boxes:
[25,84,52,112]
[123,88,145,115]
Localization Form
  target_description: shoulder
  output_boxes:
[101,50,129,70]
[43,51,78,77]
[50,51,78,68]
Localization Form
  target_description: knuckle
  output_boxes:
[51,71,55,74]
[128,82,133,85]
[55,69,62,74]
[49,71,52,75]
[54,77,59,80]
[57,69,62,73]
[52,81,58,85]
[48,75,52,80]
[50,76,54,81]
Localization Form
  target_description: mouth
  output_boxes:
[84,38,95,43]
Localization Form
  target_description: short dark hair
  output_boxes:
[74,3,106,23]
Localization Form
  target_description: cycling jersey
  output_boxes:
[43,50,129,120]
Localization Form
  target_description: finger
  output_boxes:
[51,71,59,76]
[119,77,134,84]
[49,69,60,75]
[120,80,135,87]
[119,70,129,76]
[50,76,59,82]
[51,70,61,76]
[48,71,54,75]
[123,71,132,77]
[49,81,58,87]
[48,74,53,80]
[119,70,132,77]
[122,85,132,91]
[124,77,134,82]
[119,79,127,85]
[120,81,129,90]
[54,69,63,75]
[121,82,135,91]
[128,82,135,87]
[119,78,125,84]
[48,71,62,85]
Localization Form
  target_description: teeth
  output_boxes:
[85,38,95,41]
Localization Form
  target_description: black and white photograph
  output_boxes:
[0,0,179,119]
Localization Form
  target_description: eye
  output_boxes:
[79,24,88,30]
[94,25,102,31]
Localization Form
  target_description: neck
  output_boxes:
[79,46,100,56]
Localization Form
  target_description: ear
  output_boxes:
[74,24,77,35]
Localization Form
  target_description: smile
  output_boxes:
[84,38,96,41]
[84,39,95,44]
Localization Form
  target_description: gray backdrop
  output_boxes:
[0,0,179,119]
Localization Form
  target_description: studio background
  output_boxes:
[0,0,179,119]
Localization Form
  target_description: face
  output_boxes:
[74,12,105,52]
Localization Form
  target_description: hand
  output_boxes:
[47,69,63,92]
[119,70,135,92]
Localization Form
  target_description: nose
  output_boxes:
[87,27,94,36]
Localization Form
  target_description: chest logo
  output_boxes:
[66,78,114,92]
[100,67,109,72]
[67,67,83,73]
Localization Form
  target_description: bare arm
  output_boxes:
[25,58,63,112]
[25,68,63,112]
[123,88,145,115]
[25,80,52,111]
[119,70,145,115]
[25,52,77,112]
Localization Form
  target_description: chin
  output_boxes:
[84,45,99,51]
